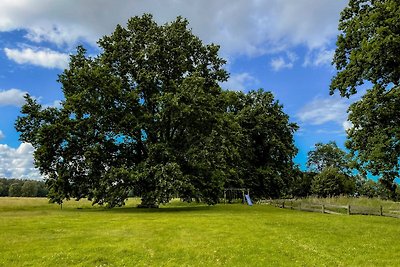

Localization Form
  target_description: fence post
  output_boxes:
[380,205,383,216]
[347,205,351,215]
[299,202,302,211]
[282,201,285,209]
[291,201,293,210]
[322,204,325,214]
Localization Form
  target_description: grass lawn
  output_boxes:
[1,197,400,266]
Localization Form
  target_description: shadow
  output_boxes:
[65,204,214,214]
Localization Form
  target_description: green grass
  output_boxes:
[1,198,400,266]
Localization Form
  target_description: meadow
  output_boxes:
[1,197,400,266]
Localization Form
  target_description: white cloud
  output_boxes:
[304,48,335,67]
[0,143,42,179]
[0,130,4,139]
[0,88,28,107]
[222,72,258,91]
[297,93,364,135]
[43,99,62,109]
[0,0,347,58]
[270,51,298,71]
[4,47,69,69]
[297,95,349,125]
[271,57,293,71]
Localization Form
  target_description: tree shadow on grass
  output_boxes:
[67,203,214,214]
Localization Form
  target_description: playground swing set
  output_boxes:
[223,188,252,206]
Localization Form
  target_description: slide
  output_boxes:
[245,194,253,206]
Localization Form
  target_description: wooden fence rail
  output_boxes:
[259,199,400,219]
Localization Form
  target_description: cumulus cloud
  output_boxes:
[4,47,69,69]
[0,88,28,107]
[222,72,258,91]
[0,0,347,57]
[0,143,42,179]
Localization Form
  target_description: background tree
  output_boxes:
[0,181,5,196]
[222,90,298,200]
[288,170,315,198]
[8,183,22,197]
[311,167,351,197]
[0,178,48,197]
[307,141,349,173]
[331,0,400,197]
[21,181,39,197]
[307,142,355,197]
[36,181,49,197]
[357,178,379,198]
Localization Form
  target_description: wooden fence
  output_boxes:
[259,199,400,219]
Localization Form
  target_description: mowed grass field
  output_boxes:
[1,198,400,266]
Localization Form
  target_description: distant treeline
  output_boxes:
[0,178,48,197]
[289,171,400,201]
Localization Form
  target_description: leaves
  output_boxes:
[331,0,400,97]
[331,0,400,197]
[307,141,349,174]
[15,14,298,207]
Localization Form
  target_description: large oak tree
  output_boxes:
[16,14,298,207]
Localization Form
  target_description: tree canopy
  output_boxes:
[331,0,400,197]
[331,0,400,97]
[306,142,355,197]
[306,141,348,174]
[16,14,298,207]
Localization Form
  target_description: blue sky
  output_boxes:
[0,0,360,180]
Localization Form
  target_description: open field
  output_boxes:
[1,198,400,266]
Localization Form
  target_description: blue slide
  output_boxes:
[245,194,253,206]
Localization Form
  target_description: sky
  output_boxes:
[0,0,363,180]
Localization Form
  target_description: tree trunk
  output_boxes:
[137,195,159,208]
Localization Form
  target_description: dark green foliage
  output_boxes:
[357,178,380,198]
[355,177,398,199]
[8,183,22,197]
[306,142,356,197]
[0,182,4,196]
[307,141,349,173]
[288,170,315,198]
[331,0,400,197]
[15,15,299,207]
[220,90,298,200]
[331,0,400,97]
[21,181,39,197]
[311,167,354,197]
[16,15,230,207]
[0,178,48,197]
[346,86,400,198]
